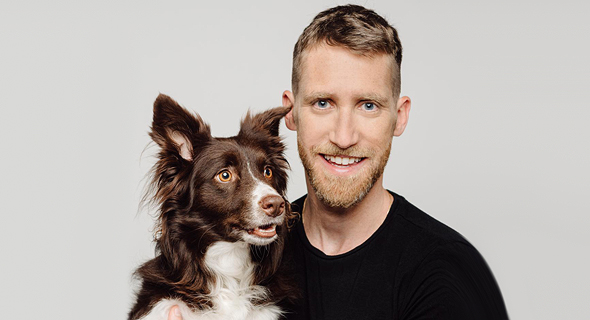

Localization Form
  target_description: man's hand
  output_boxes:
[168,306,182,320]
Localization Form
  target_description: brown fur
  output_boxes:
[129,94,296,320]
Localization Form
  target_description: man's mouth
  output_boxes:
[247,224,277,238]
[322,154,364,166]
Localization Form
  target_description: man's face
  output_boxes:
[284,44,410,209]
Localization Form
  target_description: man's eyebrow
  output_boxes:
[301,92,392,106]
[355,93,390,105]
[302,92,332,104]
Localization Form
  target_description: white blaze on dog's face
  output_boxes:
[239,162,285,245]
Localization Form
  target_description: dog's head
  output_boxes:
[148,94,290,255]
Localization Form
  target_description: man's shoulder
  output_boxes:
[378,192,496,281]
[389,191,470,247]
[389,192,508,318]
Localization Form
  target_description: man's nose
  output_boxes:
[329,108,359,149]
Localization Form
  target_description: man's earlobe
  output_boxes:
[282,90,297,131]
[393,96,411,137]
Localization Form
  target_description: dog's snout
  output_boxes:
[259,195,285,217]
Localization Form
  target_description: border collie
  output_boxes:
[129,94,294,320]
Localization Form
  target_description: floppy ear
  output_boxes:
[238,106,290,138]
[150,94,211,161]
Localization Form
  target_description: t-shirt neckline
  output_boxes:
[294,190,402,260]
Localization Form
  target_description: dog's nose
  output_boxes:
[260,195,285,217]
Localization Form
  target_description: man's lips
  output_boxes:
[322,154,365,166]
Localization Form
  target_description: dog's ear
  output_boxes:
[150,94,211,161]
[239,106,290,138]
[238,106,290,195]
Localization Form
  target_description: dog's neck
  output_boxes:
[204,241,268,301]
[204,241,253,282]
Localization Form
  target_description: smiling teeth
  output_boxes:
[324,155,362,165]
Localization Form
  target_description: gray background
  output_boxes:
[1,0,588,319]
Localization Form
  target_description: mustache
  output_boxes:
[310,143,376,158]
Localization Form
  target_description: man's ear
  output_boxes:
[393,96,411,137]
[282,90,297,131]
[150,94,211,161]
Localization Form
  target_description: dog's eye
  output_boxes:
[217,170,232,182]
[263,167,273,179]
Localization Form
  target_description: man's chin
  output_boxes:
[308,172,376,209]
[298,138,391,209]
[316,191,364,209]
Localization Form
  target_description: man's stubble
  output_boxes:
[297,136,392,209]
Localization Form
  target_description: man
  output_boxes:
[169,4,508,319]
[280,4,508,319]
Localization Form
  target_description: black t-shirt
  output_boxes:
[283,191,508,320]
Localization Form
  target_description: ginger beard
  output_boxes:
[298,136,392,209]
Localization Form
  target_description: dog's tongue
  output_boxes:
[250,225,276,238]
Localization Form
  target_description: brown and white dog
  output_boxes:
[129,94,294,320]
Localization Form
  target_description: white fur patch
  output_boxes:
[137,241,282,320]
[236,163,284,245]
[246,162,281,202]
[251,181,281,209]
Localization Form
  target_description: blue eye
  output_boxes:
[362,102,376,111]
[315,100,329,109]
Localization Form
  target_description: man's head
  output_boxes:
[283,5,411,209]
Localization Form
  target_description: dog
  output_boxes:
[129,94,294,320]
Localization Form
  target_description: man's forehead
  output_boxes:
[296,44,396,101]
[300,43,395,69]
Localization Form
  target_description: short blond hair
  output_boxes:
[292,5,403,98]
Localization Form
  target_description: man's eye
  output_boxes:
[314,100,330,109]
[362,102,376,111]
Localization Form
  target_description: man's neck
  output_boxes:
[302,178,393,256]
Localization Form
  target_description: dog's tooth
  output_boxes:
[257,225,276,234]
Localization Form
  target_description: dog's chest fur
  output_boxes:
[138,241,281,320]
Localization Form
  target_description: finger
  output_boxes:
[168,306,182,320]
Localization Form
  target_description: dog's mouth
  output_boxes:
[246,224,277,238]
